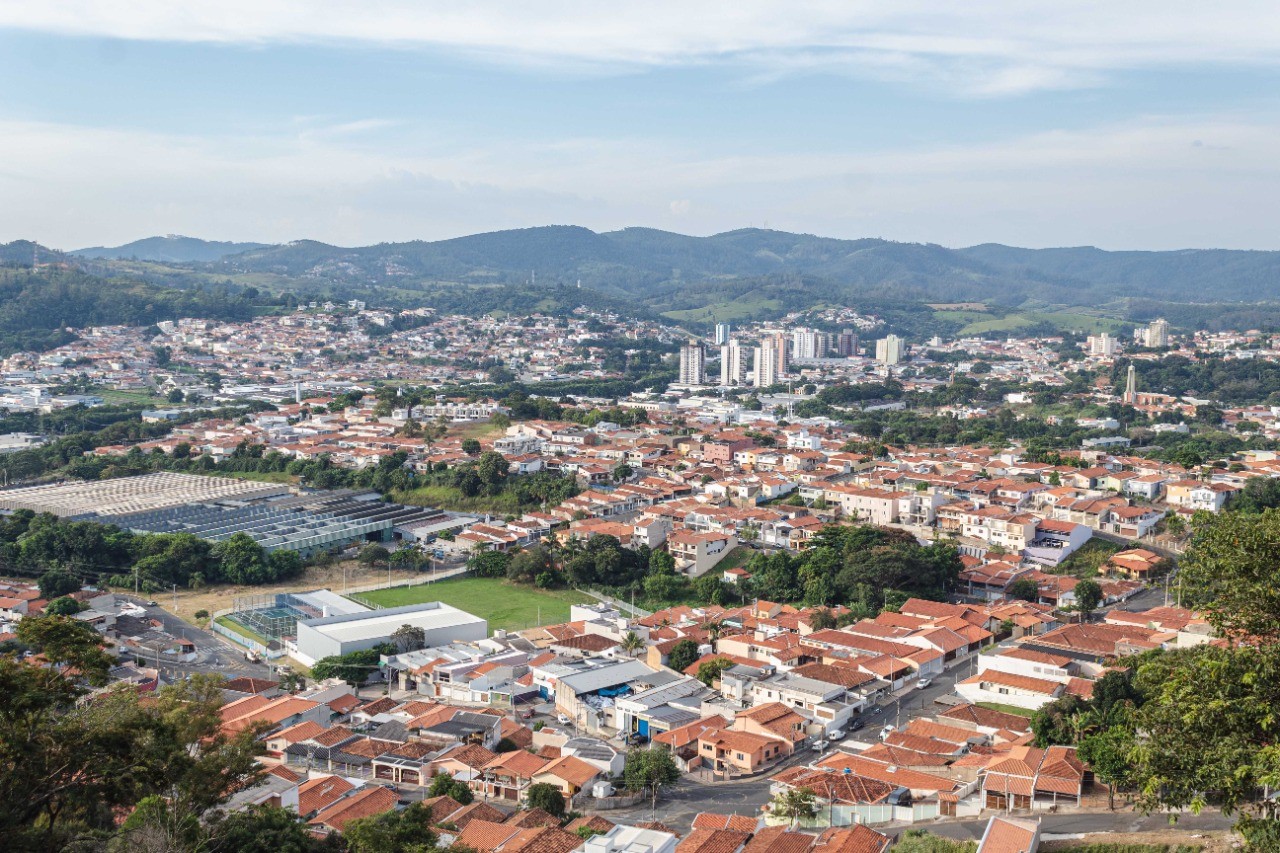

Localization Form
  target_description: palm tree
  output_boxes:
[620,631,644,658]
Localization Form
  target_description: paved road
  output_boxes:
[117,594,277,681]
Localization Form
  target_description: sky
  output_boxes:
[1,2,1280,251]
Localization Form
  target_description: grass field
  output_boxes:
[95,388,166,405]
[390,484,525,515]
[356,577,594,631]
[214,615,269,646]
[663,296,783,323]
[934,306,1127,337]
[209,470,299,484]
[976,701,1036,718]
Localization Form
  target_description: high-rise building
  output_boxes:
[773,331,790,375]
[679,342,706,385]
[714,323,731,345]
[753,338,780,388]
[1124,364,1137,404]
[837,328,858,357]
[720,339,746,386]
[791,329,825,360]
[1146,318,1170,348]
[875,334,904,366]
[1088,332,1117,356]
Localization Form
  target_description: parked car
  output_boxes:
[917,677,933,690]
[812,739,829,752]
[879,725,896,741]
[848,719,865,732]
[556,713,572,725]
[828,729,844,740]
[625,732,649,746]
[145,600,158,607]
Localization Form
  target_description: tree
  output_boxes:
[468,549,511,578]
[359,544,392,567]
[476,451,510,492]
[213,533,268,585]
[809,608,836,631]
[770,787,818,822]
[44,596,87,616]
[695,657,734,687]
[309,647,386,686]
[620,631,645,658]
[1073,578,1103,619]
[343,801,439,853]
[1007,577,1040,602]
[1127,643,1280,846]
[1177,508,1280,641]
[15,613,114,685]
[1029,693,1091,747]
[461,438,482,456]
[524,783,566,819]
[0,666,266,849]
[613,463,634,483]
[391,624,427,653]
[37,568,80,600]
[206,805,341,853]
[666,639,699,674]
[428,773,475,805]
[623,748,681,814]
[1078,724,1137,810]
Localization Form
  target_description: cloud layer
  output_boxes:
[4,2,1280,94]
[3,115,1277,251]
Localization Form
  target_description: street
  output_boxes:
[116,593,277,681]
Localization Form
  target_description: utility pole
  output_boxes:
[172,584,178,612]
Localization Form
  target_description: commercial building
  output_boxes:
[291,600,488,666]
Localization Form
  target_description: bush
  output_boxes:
[193,609,209,620]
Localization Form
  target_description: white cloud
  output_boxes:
[1,115,1277,250]
[3,2,1280,95]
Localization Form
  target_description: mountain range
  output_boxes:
[63,226,1280,308]
[72,235,269,263]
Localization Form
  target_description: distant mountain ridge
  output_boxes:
[72,235,271,263]
[197,225,1280,305]
[24,226,1280,309]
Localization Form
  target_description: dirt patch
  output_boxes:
[1041,829,1242,852]
[140,560,409,622]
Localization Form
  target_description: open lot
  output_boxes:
[356,576,594,632]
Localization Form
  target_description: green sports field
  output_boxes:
[355,577,594,632]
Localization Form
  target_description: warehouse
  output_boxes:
[0,472,287,518]
[0,473,454,556]
[290,601,488,666]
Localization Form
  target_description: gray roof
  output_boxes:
[563,737,618,761]
[557,659,660,694]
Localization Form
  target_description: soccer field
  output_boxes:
[356,577,595,632]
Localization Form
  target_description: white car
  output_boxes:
[556,713,572,725]
[879,724,896,741]
[811,739,829,752]
[828,729,844,740]
[917,677,933,690]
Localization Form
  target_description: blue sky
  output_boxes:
[1,2,1279,251]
